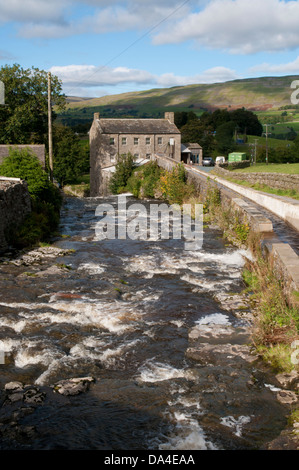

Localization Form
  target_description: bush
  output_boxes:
[109,153,135,194]
[159,163,192,205]
[219,160,251,170]
[0,147,62,247]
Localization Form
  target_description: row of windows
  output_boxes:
[110,136,164,146]
[110,153,152,162]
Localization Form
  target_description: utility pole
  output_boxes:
[254,138,258,165]
[48,71,53,182]
[263,124,270,166]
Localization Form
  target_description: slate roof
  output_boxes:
[96,118,180,135]
[181,143,202,153]
[182,142,202,149]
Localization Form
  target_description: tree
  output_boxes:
[174,111,198,128]
[207,109,231,129]
[180,119,207,143]
[109,153,135,194]
[180,119,216,157]
[0,63,65,144]
[0,147,50,198]
[215,121,236,154]
[230,108,263,136]
[52,124,89,185]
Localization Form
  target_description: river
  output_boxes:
[0,195,291,450]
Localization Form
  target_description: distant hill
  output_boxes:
[66,96,94,103]
[57,75,299,129]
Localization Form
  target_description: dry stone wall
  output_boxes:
[0,178,31,252]
[213,166,299,192]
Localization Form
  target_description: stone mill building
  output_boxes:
[89,112,181,196]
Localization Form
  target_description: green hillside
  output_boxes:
[57,75,299,129]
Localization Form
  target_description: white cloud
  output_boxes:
[153,0,299,54]
[6,0,197,39]
[4,0,299,56]
[49,64,155,88]
[0,0,192,38]
[250,56,299,74]
[0,0,67,24]
[156,67,238,87]
[50,63,238,96]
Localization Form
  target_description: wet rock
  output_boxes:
[266,429,299,450]
[4,382,24,393]
[52,377,95,396]
[275,370,299,390]
[186,343,258,365]
[7,393,24,404]
[3,382,46,406]
[188,322,250,344]
[23,388,46,405]
[55,292,83,299]
[189,324,236,340]
[213,292,257,321]
[10,246,74,267]
[276,390,298,405]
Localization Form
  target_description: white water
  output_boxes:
[0,197,287,450]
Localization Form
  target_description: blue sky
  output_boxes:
[1,0,299,98]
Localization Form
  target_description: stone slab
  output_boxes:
[232,198,273,232]
[271,243,299,291]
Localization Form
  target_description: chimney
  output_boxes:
[94,112,100,120]
[165,112,174,124]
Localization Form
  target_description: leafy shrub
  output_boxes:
[159,163,192,205]
[126,173,142,197]
[109,153,135,194]
[0,147,62,247]
[205,178,221,210]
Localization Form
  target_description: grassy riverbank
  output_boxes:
[233,163,299,175]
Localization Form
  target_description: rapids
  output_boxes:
[0,196,291,450]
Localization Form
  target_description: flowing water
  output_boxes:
[0,196,290,450]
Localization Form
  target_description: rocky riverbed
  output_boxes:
[0,196,298,450]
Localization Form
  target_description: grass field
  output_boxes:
[233,163,299,174]
[245,135,293,149]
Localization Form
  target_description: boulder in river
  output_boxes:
[52,377,95,396]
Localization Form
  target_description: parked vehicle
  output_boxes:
[202,157,215,166]
[215,156,225,165]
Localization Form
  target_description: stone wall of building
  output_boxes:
[0,178,31,252]
[89,112,181,197]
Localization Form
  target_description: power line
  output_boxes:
[64,0,192,96]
